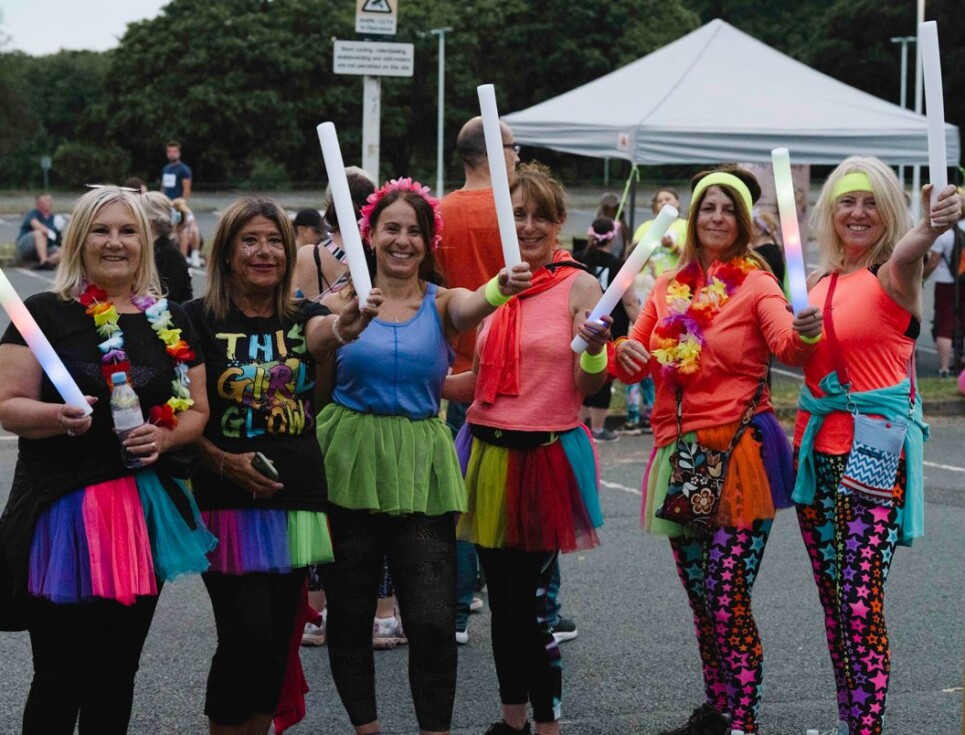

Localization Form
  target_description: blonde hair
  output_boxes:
[203,197,298,321]
[141,191,175,237]
[811,156,912,277]
[53,187,160,300]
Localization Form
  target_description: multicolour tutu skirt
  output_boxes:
[200,509,334,574]
[28,471,217,605]
[456,424,603,553]
[317,403,466,516]
[642,411,794,537]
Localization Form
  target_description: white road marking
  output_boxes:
[923,460,965,474]
[601,479,641,496]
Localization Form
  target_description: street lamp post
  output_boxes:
[430,27,453,198]
[891,35,916,186]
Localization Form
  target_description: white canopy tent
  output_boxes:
[503,19,960,167]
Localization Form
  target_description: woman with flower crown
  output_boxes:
[182,196,382,735]
[315,177,531,735]
[611,166,822,735]
[0,185,216,734]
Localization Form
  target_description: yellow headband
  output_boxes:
[832,172,874,200]
[692,172,753,215]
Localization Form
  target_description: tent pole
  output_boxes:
[628,165,638,233]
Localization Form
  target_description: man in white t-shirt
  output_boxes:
[923,190,965,376]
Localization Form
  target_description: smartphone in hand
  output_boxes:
[251,452,279,481]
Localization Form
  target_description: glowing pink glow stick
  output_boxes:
[477,84,521,270]
[571,205,678,353]
[920,21,948,222]
[0,268,92,415]
[771,148,810,316]
[317,122,373,304]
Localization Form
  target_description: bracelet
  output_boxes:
[331,316,357,346]
[219,451,227,479]
[799,333,822,344]
[613,336,628,350]
[579,349,608,374]
[484,276,511,307]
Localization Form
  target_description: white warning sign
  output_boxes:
[356,0,397,35]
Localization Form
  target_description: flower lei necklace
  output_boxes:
[79,283,195,428]
[651,257,757,383]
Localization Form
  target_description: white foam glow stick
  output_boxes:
[317,122,372,304]
[920,21,947,220]
[477,84,521,270]
[0,268,92,415]
[571,205,678,353]
[771,148,810,316]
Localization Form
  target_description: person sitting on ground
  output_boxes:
[171,198,203,268]
[17,193,62,270]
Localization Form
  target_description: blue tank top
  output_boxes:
[333,283,454,420]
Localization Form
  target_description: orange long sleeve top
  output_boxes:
[615,266,817,447]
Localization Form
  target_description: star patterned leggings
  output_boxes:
[796,453,904,735]
[669,520,772,733]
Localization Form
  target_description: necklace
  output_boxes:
[651,257,756,384]
[80,283,195,428]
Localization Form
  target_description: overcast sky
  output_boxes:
[3,0,167,56]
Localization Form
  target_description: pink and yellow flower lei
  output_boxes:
[80,284,195,428]
[651,257,757,383]
[358,177,444,251]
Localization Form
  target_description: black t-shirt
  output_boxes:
[183,298,330,512]
[576,248,631,338]
[1,292,204,496]
[154,235,193,304]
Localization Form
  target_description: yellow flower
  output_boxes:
[667,281,691,300]
[157,327,182,345]
[92,305,118,328]
[167,396,194,412]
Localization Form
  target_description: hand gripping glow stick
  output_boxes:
[0,267,92,415]
[317,122,373,304]
[477,84,521,270]
[771,148,810,316]
[920,21,948,221]
[571,205,678,353]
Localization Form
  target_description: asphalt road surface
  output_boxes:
[0,267,962,734]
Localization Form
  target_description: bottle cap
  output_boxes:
[111,371,128,385]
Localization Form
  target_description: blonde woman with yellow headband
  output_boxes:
[612,165,822,735]
[792,156,962,735]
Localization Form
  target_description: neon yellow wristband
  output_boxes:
[484,276,511,307]
[579,349,608,374]
[799,333,822,344]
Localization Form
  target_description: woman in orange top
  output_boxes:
[612,165,821,735]
[792,158,961,735]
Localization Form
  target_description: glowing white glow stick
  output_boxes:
[477,84,521,270]
[0,268,92,415]
[920,21,948,221]
[317,122,372,304]
[771,148,810,316]
[571,205,678,353]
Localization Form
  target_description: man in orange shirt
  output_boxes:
[437,117,519,647]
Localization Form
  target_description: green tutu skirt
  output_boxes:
[317,403,466,515]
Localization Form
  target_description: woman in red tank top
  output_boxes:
[792,156,961,735]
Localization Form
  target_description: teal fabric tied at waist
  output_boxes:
[793,372,929,546]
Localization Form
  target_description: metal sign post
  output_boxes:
[40,155,52,190]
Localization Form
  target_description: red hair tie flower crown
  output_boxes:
[358,177,444,251]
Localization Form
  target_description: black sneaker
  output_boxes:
[591,428,619,443]
[483,721,532,735]
[618,420,643,436]
[659,703,729,735]
[550,617,578,642]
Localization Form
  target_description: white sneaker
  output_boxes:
[805,723,848,735]
[372,615,407,649]
[470,596,484,612]
[301,621,326,646]
[189,251,202,268]
[455,628,469,645]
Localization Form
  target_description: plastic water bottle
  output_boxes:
[110,371,145,469]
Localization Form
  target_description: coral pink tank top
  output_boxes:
[793,268,916,453]
[468,278,582,432]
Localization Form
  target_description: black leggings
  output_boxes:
[202,569,306,725]
[477,547,561,724]
[23,593,160,735]
[321,507,457,731]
